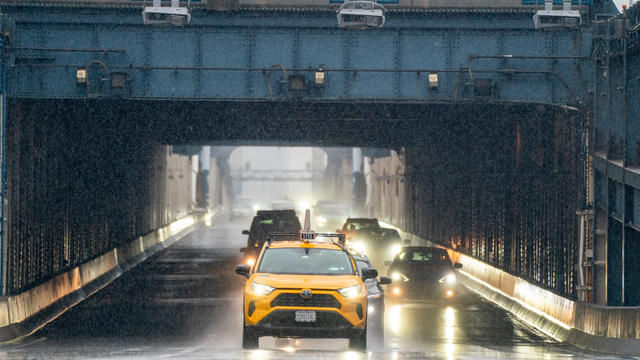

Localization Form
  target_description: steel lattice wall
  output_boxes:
[403,104,585,298]
[4,100,174,295]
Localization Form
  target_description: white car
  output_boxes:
[269,200,296,211]
[231,197,254,219]
[313,201,351,231]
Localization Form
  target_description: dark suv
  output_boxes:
[240,210,301,260]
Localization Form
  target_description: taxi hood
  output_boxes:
[251,274,361,290]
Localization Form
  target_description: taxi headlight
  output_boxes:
[390,244,402,256]
[251,281,275,296]
[439,273,457,285]
[391,272,409,282]
[338,284,362,299]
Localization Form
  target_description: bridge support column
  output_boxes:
[0,31,6,296]
[198,146,211,209]
[352,148,366,214]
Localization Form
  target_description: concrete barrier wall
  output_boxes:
[452,252,576,328]
[0,211,211,343]
[391,224,640,355]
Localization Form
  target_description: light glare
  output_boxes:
[352,242,366,254]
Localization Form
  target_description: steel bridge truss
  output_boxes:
[0,5,592,106]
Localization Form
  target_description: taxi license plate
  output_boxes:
[294,310,316,322]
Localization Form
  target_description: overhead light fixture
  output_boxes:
[428,72,438,90]
[315,66,325,86]
[76,69,87,84]
[288,75,306,91]
[143,0,191,26]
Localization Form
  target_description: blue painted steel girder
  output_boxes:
[3,5,592,105]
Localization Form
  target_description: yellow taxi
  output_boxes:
[235,220,378,350]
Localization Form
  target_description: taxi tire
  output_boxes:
[242,324,259,349]
[348,328,367,351]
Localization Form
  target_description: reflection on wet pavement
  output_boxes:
[0,218,629,359]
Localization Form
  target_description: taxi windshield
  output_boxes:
[258,248,355,275]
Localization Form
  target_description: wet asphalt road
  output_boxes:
[0,217,632,359]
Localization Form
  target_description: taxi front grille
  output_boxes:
[271,293,341,309]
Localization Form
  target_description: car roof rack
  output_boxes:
[264,209,347,251]
[265,231,346,247]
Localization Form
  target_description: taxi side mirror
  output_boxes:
[378,276,392,285]
[361,267,378,280]
[454,263,463,269]
[236,264,251,278]
[242,230,250,235]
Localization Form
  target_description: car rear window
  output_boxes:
[344,220,378,230]
[258,248,355,275]
[398,250,452,266]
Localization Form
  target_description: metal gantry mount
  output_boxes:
[337,0,386,29]
[533,0,581,29]
[142,0,191,26]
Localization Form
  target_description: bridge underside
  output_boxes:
[9,99,577,147]
[5,98,584,299]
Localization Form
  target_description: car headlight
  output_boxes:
[439,273,457,285]
[250,281,275,296]
[390,244,402,256]
[338,284,363,299]
[391,272,409,282]
[351,241,366,254]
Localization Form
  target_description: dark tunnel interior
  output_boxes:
[5,99,585,299]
